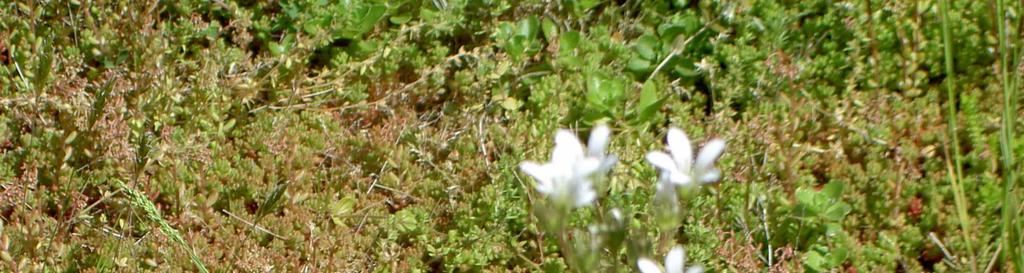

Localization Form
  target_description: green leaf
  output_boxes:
[33,44,53,89]
[585,72,626,120]
[558,32,583,67]
[341,4,387,38]
[393,209,420,235]
[828,247,849,267]
[795,187,820,215]
[389,13,412,24]
[822,181,844,199]
[635,80,665,123]
[506,36,526,60]
[626,58,653,74]
[560,31,581,52]
[572,0,601,13]
[501,97,522,111]
[541,18,559,42]
[256,182,288,221]
[302,18,328,35]
[494,22,515,41]
[824,202,852,221]
[634,34,660,60]
[824,223,843,237]
[518,15,540,39]
[677,14,702,34]
[330,196,357,226]
[268,41,289,56]
[795,187,814,205]
[561,30,585,50]
[559,55,583,68]
[657,24,687,45]
[803,250,827,272]
[673,61,701,78]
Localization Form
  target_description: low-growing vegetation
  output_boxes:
[0,0,1021,272]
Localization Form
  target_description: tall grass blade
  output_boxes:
[938,0,977,271]
[995,0,1021,271]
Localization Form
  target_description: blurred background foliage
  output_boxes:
[0,0,1021,272]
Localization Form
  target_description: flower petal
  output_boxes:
[665,246,686,273]
[669,171,693,186]
[637,258,664,273]
[574,158,603,178]
[596,155,618,173]
[574,181,597,207]
[552,129,585,164]
[667,128,693,172]
[520,161,551,188]
[587,124,611,157]
[695,138,725,171]
[520,162,552,195]
[698,168,721,184]
[685,266,704,273]
[646,151,678,172]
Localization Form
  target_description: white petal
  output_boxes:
[536,183,554,195]
[685,266,704,273]
[665,246,686,273]
[597,155,618,173]
[520,161,551,190]
[667,128,693,172]
[646,152,678,172]
[698,168,721,184]
[637,258,664,273]
[552,130,585,164]
[572,158,602,181]
[669,171,692,186]
[695,138,725,171]
[587,124,611,157]
[573,181,597,207]
[530,176,556,195]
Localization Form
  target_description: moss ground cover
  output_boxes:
[0,0,1021,272]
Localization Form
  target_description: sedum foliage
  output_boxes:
[0,0,1020,272]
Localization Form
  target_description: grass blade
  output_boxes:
[994,0,1020,271]
[118,180,209,273]
[938,0,977,271]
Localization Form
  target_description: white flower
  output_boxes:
[520,125,617,207]
[587,124,619,173]
[637,245,704,273]
[645,127,726,186]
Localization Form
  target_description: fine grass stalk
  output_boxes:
[938,0,977,271]
[118,180,209,273]
[994,0,1021,271]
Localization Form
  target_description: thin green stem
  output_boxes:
[939,0,977,271]
[995,0,1020,271]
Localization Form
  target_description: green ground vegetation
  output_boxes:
[0,0,1022,272]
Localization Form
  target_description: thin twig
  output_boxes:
[758,196,773,268]
[645,25,711,83]
[929,232,961,270]
[366,161,390,195]
[221,209,286,240]
[984,242,1003,273]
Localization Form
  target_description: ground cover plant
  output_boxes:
[0,0,1022,272]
